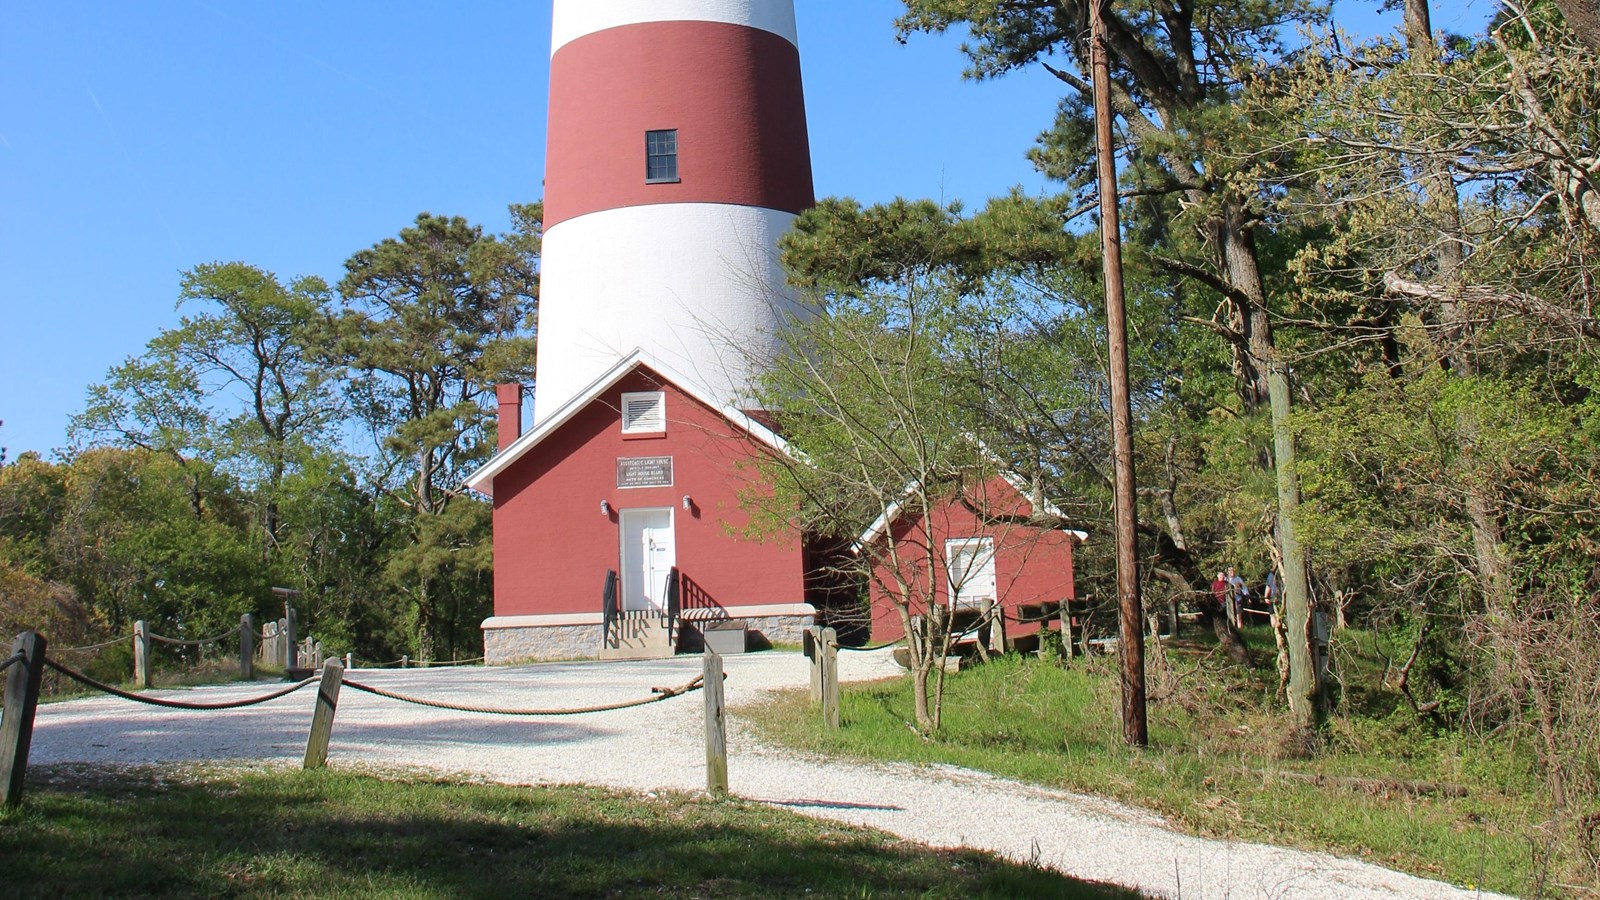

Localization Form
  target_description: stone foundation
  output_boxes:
[483,606,815,665]
[484,623,600,665]
[739,613,812,645]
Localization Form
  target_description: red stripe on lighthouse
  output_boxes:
[544,20,814,228]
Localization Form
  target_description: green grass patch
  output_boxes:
[748,651,1553,897]
[0,764,1143,898]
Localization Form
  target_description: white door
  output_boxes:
[945,537,997,608]
[620,508,675,612]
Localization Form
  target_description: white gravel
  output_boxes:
[28,650,1509,899]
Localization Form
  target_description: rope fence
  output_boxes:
[838,638,903,653]
[2,627,734,807]
[342,656,486,669]
[52,636,127,654]
[341,675,703,716]
[43,658,318,710]
[147,627,237,648]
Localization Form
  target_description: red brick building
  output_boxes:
[467,351,823,662]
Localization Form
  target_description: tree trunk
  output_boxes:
[1263,345,1322,743]
[906,611,937,731]
[1220,204,1323,742]
[1553,0,1600,52]
[416,576,438,662]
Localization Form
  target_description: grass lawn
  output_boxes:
[0,764,1143,899]
[747,646,1560,898]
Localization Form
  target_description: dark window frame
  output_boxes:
[645,129,679,184]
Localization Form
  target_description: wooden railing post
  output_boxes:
[400,655,409,669]
[284,605,298,671]
[1060,605,1076,660]
[703,649,728,796]
[988,604,1008,655]
[821,626,840,730]
[239,614,255,680]
[804,625,823,703]
[133,620,151,688]
[1,631,48,806]
[303,659,344,769]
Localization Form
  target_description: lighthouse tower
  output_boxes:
[534,0,816,419]
[470,2,824,664]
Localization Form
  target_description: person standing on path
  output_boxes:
[1226,567,1248,629]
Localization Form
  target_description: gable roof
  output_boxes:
[854,471,1088,552]
[464,348,795,496]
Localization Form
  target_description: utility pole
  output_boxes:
[1089,0,1148,748]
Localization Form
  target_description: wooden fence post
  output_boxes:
[987,603,1008,655]
[821,626,840,730]
[344,652,353,670]
[401,655,409,669]
[303,659,344,769]
[1059,605,1076,660]
[703,649,727,797]
[133,620,151,688]
[1,631,48,806]
[239,614,255,680]
[284,606,298,671]
[804,625,823,703]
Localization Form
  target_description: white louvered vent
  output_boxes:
[621,391,666,433]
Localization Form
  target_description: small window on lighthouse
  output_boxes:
[645,129,679,183]
[621,391,666,434]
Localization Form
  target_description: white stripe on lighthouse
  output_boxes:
[533,203,810,421]
[550,0,799,56]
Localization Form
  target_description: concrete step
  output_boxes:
[603,613,674,660]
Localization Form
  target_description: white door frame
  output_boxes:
[618,507,676,612]
[945,536,997,608]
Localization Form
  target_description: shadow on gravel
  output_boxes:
[0,764,1146,899]
[762,796,907,812]
[31,710,611,764]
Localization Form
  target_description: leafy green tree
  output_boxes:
[1,448,265,639]
[332,207,539,659]
[73,262,342,554]
[1239,0,1600,818]
[751,267,989,730]
[896,0,1334,744]
[269,450,402,660]
[769,197,1138,730]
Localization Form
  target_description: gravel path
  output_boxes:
[28,651,1507,899]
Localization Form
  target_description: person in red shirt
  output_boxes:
[1211,571,1232,628]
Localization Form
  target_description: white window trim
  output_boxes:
[945,537,997,608]
[621,391,666,434]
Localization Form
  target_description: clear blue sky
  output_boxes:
[0,1,1496,459]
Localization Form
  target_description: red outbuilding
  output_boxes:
[856,474,1087,650]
